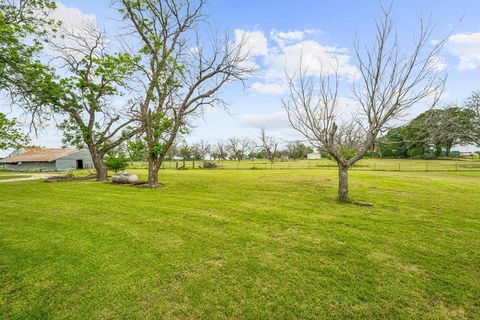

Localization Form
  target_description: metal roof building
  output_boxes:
[0,147,94,171]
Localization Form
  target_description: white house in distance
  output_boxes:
[0,147,94,171]
[307,147,322,160]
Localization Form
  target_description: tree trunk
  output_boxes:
[147,157,160,187]
[147,151,168,187]
[89,148,108,181]
[446,143,452,157]
[337,164,349,202]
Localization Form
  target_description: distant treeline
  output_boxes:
[122,94,479,162]
[371,94,479,158]
[125,138,314,162]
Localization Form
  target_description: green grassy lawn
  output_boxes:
[1,169,479,319]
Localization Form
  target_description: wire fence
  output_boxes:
[128,159,480,172]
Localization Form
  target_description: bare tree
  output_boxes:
[227,137,252,162]
[192,140,211,160]
[119,0,254,187]
[49,21,140,181]
[283,7,445,202]
[165,138,180,161]
[213,140,228,161]
[259,128,279,162]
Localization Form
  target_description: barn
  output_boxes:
[0,147,94,171]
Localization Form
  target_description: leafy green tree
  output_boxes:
[119,0,254,187]
[0,112,28,150]
[465,91,480,148]
[408,107,474,157]
[1,1,141,181]
[179,144,192,161]
[105,151,128,173]
[378,125,429,158]
[255,151,266,159]
[377,127,410,158]
[378,106,475,159]
[48,22,141,181]
[285,141,311,160]
[126,138,146,162]
[0,0,61,125]
[440,107,475,156]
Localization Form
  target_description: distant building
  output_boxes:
[460,152,477,157]
[0,147,93,171]
[307,152,321,160]
[307,147,322,160]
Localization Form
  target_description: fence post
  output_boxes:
[374,162,376,171]
[193,161,195,169]
[426,162,428,172]
[398,162,401,172]
[455,161,458,171]
[176,162,178,169]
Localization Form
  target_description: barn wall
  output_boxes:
[56,149,94,170]
[2,149,94,171]
[3,162,57,171]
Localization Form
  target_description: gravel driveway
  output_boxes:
[0,174,62,183]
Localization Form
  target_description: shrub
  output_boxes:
[200,161,217,169]
[105,154,128,173]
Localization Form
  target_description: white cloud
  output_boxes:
[430,55,447,71]
[246,29,357,96]
[47,3,100,62]
[304,28,323,35]
[270,29,304,47]
[51,2,96,29]
[234,29,268,56]
[239,112,289,130]
[250,82,286,95]
[446,32,480,70]
[264,40,357,80]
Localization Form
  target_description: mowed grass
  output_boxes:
[0,169,479,319]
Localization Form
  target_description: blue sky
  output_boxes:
[2,0,480,153]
